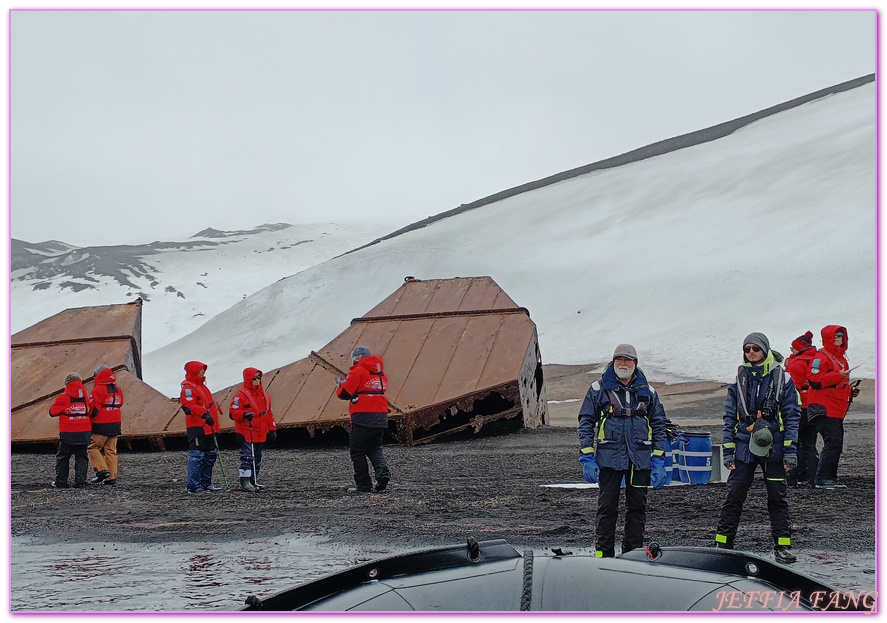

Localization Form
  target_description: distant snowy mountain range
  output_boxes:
[11,220,401,349]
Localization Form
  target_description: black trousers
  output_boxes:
[815,417,844,484]
[349,423,390,491]
[596,465,649,557]
[716,458,790,548]
[787,408,819,487]
[56,441,89,486]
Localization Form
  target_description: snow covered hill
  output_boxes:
[143,80,876,397]
[11,221,402,349]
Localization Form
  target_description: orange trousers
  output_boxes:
[88,434,118,479]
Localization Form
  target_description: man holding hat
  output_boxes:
[715,332,801,564]
[577,343,668,558]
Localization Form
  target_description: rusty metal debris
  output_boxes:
[219,276,549,445]
[12,277,548,449]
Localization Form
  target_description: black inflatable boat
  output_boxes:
[242,538,871,612]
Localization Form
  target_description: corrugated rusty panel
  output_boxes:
[387,279,441,316]
[109,370,182,436]
[476,314,536,389]
[392,316,469,410]
[11,341,133,411]
[193,276,543,445]
[423,279,470,314]
[11,301,141,346]
[432,315,506,401]
[372,318,435,408]
[363,277,520,318]
[260,359,317,423]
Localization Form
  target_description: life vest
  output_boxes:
[734,363,786,431]
[50,381,93,442]
[91,368,123,425]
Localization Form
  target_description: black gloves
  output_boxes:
[203,414,215,427]
[266,430,277,443]
[244,412,254,422]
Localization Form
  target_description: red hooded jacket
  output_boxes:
[180,361,222,441]
[336,355,389,417]
[90,367,123,436]
[806,325,852,420]
[785,346,817,409]
[229,367,277,443]
[50,379,93,444]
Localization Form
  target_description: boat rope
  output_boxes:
[520,549,534,611]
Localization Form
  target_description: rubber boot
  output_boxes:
[240,477,257,492]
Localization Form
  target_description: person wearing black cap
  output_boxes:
[785,332,818,488]
[806,325,855,489]
[336,345,391,494]
[715,332,801,564]
[577,344,668,558]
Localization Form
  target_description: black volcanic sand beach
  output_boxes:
[11,369,876,559]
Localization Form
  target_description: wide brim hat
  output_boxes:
[749,422,774,457]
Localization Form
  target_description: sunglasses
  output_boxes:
[743,345,763,354]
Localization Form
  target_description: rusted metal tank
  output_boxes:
[11,299,181,447]
[12,277,548,448]
[216,276,548,445]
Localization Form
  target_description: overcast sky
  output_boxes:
[10,9,876,247]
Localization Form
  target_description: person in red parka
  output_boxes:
[181,361,223,493]
[88,364,123,486]
[784,332,818,488]
[336,345,391,494]
[229,367,277,492]
[806,325,857,489]
[49,372,93,488]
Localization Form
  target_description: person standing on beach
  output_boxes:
[715,332,800,564]
[806,325,857,490]
[229,367,277,492]
[577,344,668,558]
[181,361,222,494]
[49,372,92,488]
[336,345,391,494]
[87,364,123,486]
[784,332,818,488]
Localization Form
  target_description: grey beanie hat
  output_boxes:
[352,345,372,358]
[613,343,638,361]
[94,364,110,376]
[743,332,770,354]
[64,372,81,386]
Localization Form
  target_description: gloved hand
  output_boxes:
[650,456,667,489]
[579,452,600,484]
[244,412,254,422]
[723,451,735,472]
[784,452,798,469]
[265,430,276,443]
[851,385,861,399]
[203,414,215,427]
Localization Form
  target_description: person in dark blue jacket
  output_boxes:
[715,332,800,564]
[578,344,668,558]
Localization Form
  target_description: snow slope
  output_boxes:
[141,83,875,396]
[11,221,402,349]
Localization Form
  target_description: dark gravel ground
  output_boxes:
[11,416,875,557]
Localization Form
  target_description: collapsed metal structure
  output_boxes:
[11,277,548,448]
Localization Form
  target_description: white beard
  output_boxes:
[614,365,634,380]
